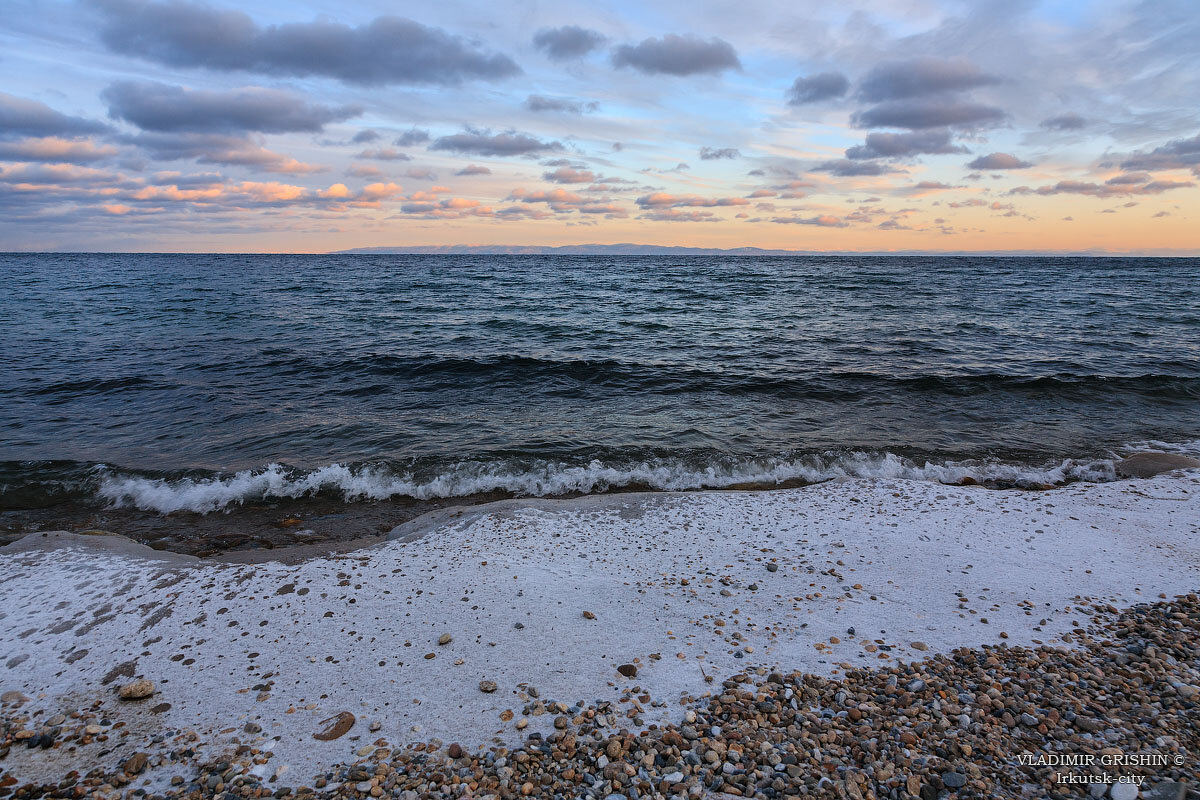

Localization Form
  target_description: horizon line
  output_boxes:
[4,245,1200,257]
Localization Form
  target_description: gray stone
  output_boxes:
[1116,452,1200,478]
[1108,782,1139,800]
[942,771,966,789]
[1143,782,1186,800]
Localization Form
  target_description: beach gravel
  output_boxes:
[0,593,1197,798]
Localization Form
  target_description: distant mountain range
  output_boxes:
[332,243,1197,256]
[335,244,805,255]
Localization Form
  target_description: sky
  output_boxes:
[1,0,1198,253]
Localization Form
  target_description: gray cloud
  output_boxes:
[1040,113,1087,131]
[543,166,597,183]
[455,164,491,176]
[966,152,1033,170]
[852,100,1006,130]
[771,214,846,227]
[812,159,895,176]
[612,35,740,76]
[102,81,361,133]
[0,138,118,164]
[786,72,849,105]
[430,128,563,157]
[351,129,380,144]
[357,148,412,161]
[0,93,108,139]
[90,0,521,86]
[844,129,967,159]
[525,95,598,114]
[858,57,999,102]
[122,131,324,173]
[1119,132,1200,172]
[635,192,749,208]
[1106,172,1152,185]
[699,147,740,160]
[532,26,606,60]
[1010,178,1194,197]
[393,129,431,147]
[897,180,962,194]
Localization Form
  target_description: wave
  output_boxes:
[90,449,1160,515]
[15,356,1199,402]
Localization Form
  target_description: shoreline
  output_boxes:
[3,448,1196,561]
[1,474,1198,795]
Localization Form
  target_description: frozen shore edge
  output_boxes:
[1,474,1198,793]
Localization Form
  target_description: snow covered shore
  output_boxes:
[1,474,1197,787]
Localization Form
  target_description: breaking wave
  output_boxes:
[90,449,1158,515]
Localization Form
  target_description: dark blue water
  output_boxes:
[2,253,1199,517]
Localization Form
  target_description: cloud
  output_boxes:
[844,129,967,159]
[1119,132,1200,172]
[102,82,361,133]
[525,95,598,114]
[0,138,118,164]
[124,132,324,173]
[356,148,412,161]
[1040,113,1087,131]
[786,72,849,105]
[90,0,521,86]
[698,147,740,160]
[455,164,491,176]
[639,208,718,222]
[346,164,383,178]
[350,130,380,144]
[897,180,963,195]
[771,214,846,227]
[430,128,563,157]
[0,93,108,139]
[532,26,606,60]
[504,187,599,213]
[393,129,431,147]
[543,167,597,184]
[852,100,1006,130]
[404,167,437,180]
[0,163,123,186]
[966,152,1033,170]
[1105,172,1152,185]
[612,35,740,76]
[635,192,748,208]
[1010,178,1194,197]
[858,57,999,101]
[812,159,895,176]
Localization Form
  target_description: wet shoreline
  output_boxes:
[3,450,1195,558]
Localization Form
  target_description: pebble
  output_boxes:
[942,771,966,788]
[437,633,452,645]
[116,679,155,700]
[1108,784,1139,800]
[616,663,638,678]
[6,593,1199,800]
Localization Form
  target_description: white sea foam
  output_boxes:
[88,448,1167,514]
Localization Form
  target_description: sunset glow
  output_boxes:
[1,0,1197,253]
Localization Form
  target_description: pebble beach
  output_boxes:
[1,471,1199,799]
